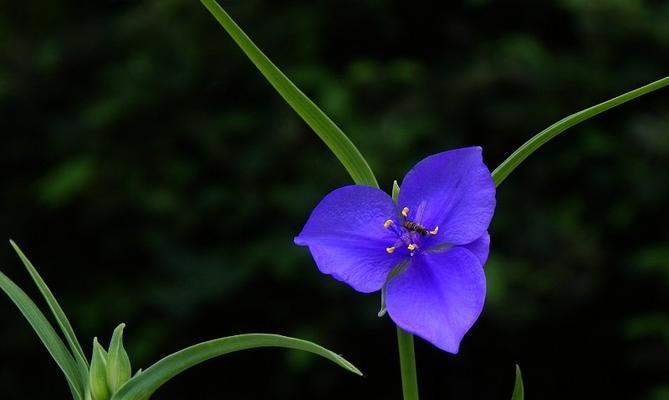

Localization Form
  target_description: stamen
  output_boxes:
[401,207,409,217]
[386,246,396,254]
[429,226,439,235]
[383,219,393,228]
[407,243,417,251]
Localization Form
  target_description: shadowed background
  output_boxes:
[1,0,668,398]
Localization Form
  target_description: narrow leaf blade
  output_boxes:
[0,269,84,399]
[200,0,378,187]
[111,333,362,400]
[512,364,524,400]
[493,76,669,187]
[9,240,90,376]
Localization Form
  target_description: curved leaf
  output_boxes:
[111,333,362,400]
[493,76,669,187]
[200,0,378,187]
[0,269,84,399]
[9,240,90,378]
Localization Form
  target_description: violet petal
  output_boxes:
[295,185,403,293]
[462,232,490,266]
[398,147,496,245]
[386,246,486,353]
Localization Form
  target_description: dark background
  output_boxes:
[1,0,668,398]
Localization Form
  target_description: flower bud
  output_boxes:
[106,323,132,393]
[89,337,110,400]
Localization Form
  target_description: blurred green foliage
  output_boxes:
[1,0,668,398]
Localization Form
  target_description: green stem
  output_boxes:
[396,326,419,400]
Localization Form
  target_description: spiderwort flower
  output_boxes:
[295,147,496,353]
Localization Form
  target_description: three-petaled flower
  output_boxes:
[295,147,496,353]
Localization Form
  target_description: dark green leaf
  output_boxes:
[200,0,378,187]
[493,76,669,187]
[0,269,84,399]
[9,240,89,377]
[111,333,362,400]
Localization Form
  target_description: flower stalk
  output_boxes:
[397,326,419,400]
[392,181,419,400]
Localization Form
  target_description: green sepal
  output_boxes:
[90,337,111,400]
[392,180,400,203]
[106,324,132,393]
[378,260,409,317]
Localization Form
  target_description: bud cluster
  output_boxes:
[88,324,135,400]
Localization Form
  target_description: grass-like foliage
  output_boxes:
[0,242,361,400]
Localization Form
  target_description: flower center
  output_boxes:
[383,206,438,256]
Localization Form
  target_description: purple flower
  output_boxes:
[295,147,496,353]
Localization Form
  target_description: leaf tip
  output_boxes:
[336,354,363,376]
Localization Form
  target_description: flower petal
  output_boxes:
[295,185,404,293]
[462,232,490,266]
[398,147,496,245]
[386,246,486,353]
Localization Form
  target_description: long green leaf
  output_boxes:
[111,333,362,400]
[493,76,669,187]
[0,269,84,399]
[511,364,524,400]
[200,0,378,187]
[9,240,90,377]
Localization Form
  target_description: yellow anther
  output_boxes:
[383,219,394,228]
[386,246,396,254]
[429,226,439,235]
[407,243,417,251]
[401,207,409,217]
